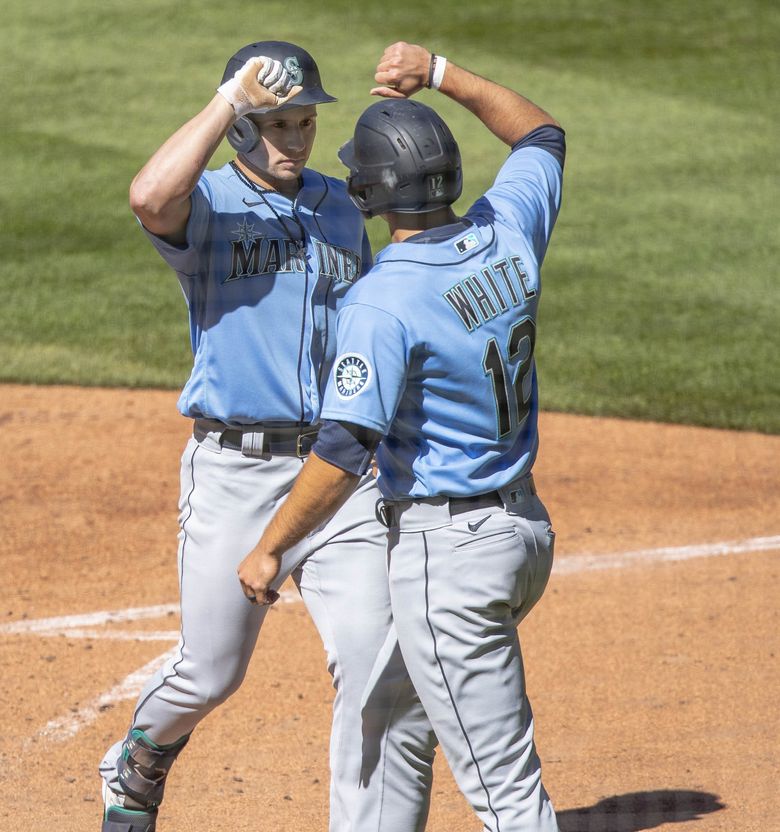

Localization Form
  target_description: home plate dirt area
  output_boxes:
[1,384,778,831]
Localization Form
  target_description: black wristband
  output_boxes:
[426,54,437,89]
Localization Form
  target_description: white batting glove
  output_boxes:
[217,56,302,117]
[255,56,290,94]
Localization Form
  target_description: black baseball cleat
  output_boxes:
[102,780,158,832]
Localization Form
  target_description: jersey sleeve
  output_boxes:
[320,301,408,434]
[137,178,214,278]
[467,125,565,262]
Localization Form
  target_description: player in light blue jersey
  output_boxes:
[240,41,565,831]
[99,40,431,832]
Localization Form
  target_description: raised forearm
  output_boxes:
[129,94,235,238]
[436,59,560,146]
[371,42,559,147]
[129,54,302,241]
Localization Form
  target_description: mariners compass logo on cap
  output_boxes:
[334,353,372,398]
[284,56,304,85]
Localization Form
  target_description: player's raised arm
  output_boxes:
[129,56,301,242]
[370,41,559,147]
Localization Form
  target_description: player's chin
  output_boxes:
[277,159,306,176]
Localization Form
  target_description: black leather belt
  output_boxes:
[448,491,503,515]
[376,490,504,528]
[219,425,319,458]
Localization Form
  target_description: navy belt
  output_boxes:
[448,491,503,514]
[376,490,503,528]
[219,425,319,458]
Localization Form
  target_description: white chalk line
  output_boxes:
[30,628,182,642]
[28,647,181,745]
[552,534,780,575]
[0,589,300,637]
[4,589,300,746]
[0,603,179,635]
[6,536,779,747]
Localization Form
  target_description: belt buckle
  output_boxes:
[375,500,393,528]
[296,427,318,458]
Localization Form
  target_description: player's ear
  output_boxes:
[227,117,261,154]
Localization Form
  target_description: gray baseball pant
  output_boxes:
[100,420,432,831]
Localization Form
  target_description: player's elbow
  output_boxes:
[129,175,189,239]
[129,174,164,220]
[508,113,562,147]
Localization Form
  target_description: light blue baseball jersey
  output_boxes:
[320,128,564,498]
[142,163,371,425]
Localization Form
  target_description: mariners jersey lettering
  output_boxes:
[142,164,371,425]
[321,138,563,498]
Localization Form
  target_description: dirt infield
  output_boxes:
[1,383,778,831]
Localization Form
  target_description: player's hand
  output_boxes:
[371,41,431,98]
[217,56,303,117]
[237,546,282,606]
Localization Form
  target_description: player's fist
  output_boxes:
[237,546,282,607]
[217,56,303,117]
[371,41,431,98]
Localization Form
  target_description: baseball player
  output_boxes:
[239,41,565,831]
[98,41,432,832]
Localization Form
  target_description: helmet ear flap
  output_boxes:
[227,117,260,154]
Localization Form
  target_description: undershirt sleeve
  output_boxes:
[312,419,383,476]
[511,124,566,168]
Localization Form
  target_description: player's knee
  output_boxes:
[198,667,248,709]
[172,655,250,710]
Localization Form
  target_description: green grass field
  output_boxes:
[2,0,778,431]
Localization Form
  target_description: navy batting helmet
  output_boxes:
[338,99,462,218]
[223,41,336,154]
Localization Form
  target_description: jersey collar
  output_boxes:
[376,218,495,266]
[294,168,329,216]
[402,219,472,243]
[228,163,328,214]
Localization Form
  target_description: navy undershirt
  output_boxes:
[312,419,381,475]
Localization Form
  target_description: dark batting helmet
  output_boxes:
[338,99,462,218]
[223,41,336,154]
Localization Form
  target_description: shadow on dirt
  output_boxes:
[557,789,725,831]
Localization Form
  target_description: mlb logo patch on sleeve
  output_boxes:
[454,233,479,254]
[334,353,372,398]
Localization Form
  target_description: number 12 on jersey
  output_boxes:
[482,317,536,438]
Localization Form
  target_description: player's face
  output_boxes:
[241,106,318,193]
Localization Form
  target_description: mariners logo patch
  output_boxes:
[284,56,304,85]
[334,353,372,398]
[454,233,479,254]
